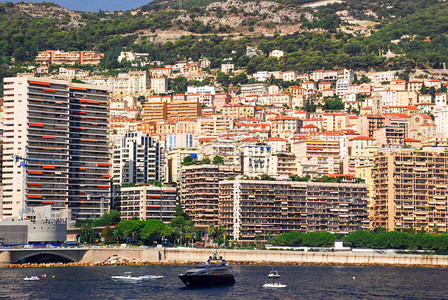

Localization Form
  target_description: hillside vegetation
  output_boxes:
[0,0,448,81]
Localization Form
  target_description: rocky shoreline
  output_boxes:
[8,259,448,269]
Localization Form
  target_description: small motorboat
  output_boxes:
[111,272,143,283]
[268,270,280,278]
[138,274,164,280]
[24,276,40,281]
[263,282,286,288]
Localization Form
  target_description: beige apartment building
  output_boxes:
[180,164,241,231]
[165,148,205,183]
[86,71,150,100]
[117,185,177,223]
[142,100,202,122]
[372,151,448,232]
[219,178,369,242]
[292,139,343,177]
[35,50,103,65]
[150,77,168,94]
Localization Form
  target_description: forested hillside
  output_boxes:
[0,0,448,81]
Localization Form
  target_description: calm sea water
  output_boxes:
[1,264,448,299]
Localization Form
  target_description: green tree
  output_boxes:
[175,203,190,220]
[183,155,194,163]
[92,209,121,227]
[170,76,189,93]
[343,43,362,55]
[140,219,172,245]
[429,86,436,98]
[270,231,302,246]
[183,224,195,247]
[78,223,99,244]
[169,216,193,246]
[345,230,374,248]
[301,232,336,247]
[230,72,248,85]
[217,71,230,86]
[208,224,217,240]
[213,155,224,164]
[113,220,145,243]
[102,225,114,242]
[420,83,428,95]
[324,99,344,111]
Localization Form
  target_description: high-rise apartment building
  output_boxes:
[180,164,241,231]
[112,132,164,185]
[1,76,110,220]
[0,130,3,216]
[219,178,369,242]
[372,150,448,231]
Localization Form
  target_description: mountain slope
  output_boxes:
[0,0,447,75]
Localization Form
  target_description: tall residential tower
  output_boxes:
[1,77,110,220]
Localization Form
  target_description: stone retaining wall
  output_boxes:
[5,248,448,268]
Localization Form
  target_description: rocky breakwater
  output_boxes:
[9,254,148,268]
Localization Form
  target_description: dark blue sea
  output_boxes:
[1,264,448,299]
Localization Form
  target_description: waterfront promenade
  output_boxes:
[5,247,448,268]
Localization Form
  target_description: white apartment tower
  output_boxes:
[112,132,164,185]
[1,77,110,220]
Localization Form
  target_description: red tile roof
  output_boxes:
[264,137,287,142]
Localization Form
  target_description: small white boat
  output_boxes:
[268,270,281,278]
[24,276,40,281]
[263,282,286,288]
[138,274,164,280]
[111,272,143,283]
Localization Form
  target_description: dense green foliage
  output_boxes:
[74,210,120,228]
[271,230,448,252]
[109,205,196,246]
[327,0,441,21]
[370,4,448,69]
[0,8,176,61]
[1,0,448,90]
[77,223,100,244]
[346,230,448,252]
[270,231,339,247]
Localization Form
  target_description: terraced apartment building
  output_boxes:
[219,178,369,242]
[117,185,177,223]
[372,150,448,232]
[180,164,241,231]
[1,76,110,220]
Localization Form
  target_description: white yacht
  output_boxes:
[24,276,40,281]
[268,270,281,278]
[263,282,286,288]
[139,274,164,280]
[111,272,143,283]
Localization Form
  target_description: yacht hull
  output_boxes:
[179,274,235,288]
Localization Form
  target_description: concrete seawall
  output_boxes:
[80,248,160,263]
[5,248,448,268]
[161,249,448,267]
[82,248,448,268]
